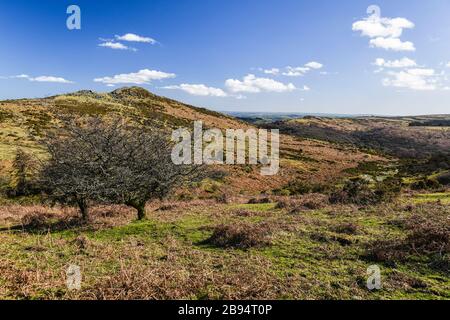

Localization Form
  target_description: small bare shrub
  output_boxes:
[21,211,55,230]
[204,222,273,249]
[332,222,359,235]
[230,209,261,217]
[404,215,449,255]
[275,199,289,209]
[72,235,89,250]
[215,193,230,204]
[156,204,178,211]
[366,207,449,265]
[301,193,329,210]
[366,240,407,264]
[248,197,272,204]
[278,194,328,214]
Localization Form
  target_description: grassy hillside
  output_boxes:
[0,195,448,300]
[0,88,448,300]
[264,116,450,159]
[0,87,385,196]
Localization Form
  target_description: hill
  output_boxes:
[263,115,450,160]
[0,87,384,196]
[0,88,448,300]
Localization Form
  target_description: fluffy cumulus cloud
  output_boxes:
[115,33,157,44]
[304,61,323,69]
[163,84,227,97]
[352,16,414,38]
[10,74,73,84]
[353,12,415,52]
[382,68,438,91]
[225,74,296,93]
[447,62,450,68]
[374,57,417,68]
[94,69,175,85]
[98,33,156,52]
[369,37,415,51]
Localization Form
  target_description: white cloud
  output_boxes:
[300,85,311,91]
[281,62,323,77]
[374,57,417,68]
[14,74,30,79]
[263,68,280,76]
[261,62,324,77]
[282,66,310,77]
[446,62,450,68]
[382,68,438,91]
[31,76,74,83]
[305,61,323,69]
[10,74,73,84]
[115,33,157,44]
[163,84,227,97]
[99,41,130,50]
[370,37,415,51]
[94,69,175,85]
[225,74,296,93]
[352,16,414,38]
[407,68,436,77]
[353,12,415,52]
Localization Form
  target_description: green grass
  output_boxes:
[413,192,450,204]
[0,200,448,300]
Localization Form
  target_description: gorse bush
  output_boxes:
[410,177,441,191]
[6,149,40,197]
[273,180,328,196]
[436,172,450,186]
[330,176,402,205]
[329,178,374,205]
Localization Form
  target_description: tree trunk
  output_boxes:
[136,203,146,220]
[126,200,147,220]
[77,199,89,221]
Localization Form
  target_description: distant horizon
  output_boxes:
[1,86,448,118]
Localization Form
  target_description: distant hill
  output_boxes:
[223,111,360,125]
[265,116,450,159]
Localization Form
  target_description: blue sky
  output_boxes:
[0,0,449,115]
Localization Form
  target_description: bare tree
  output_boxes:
[41,116,204,220]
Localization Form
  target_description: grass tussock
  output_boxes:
[366,204,449,271]
[204,222,274,249]
[276,193,329,213]
[79,239,296,300]
[331,222,360,235]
